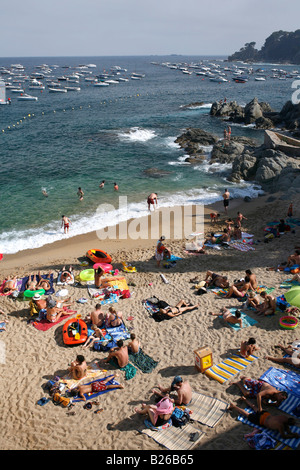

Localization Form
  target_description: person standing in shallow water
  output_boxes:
[77,187,84,201]
[223,188,230,214]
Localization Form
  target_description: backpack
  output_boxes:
[171,407,191,428]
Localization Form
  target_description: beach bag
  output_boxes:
[171,407,190,428]
[52,393,70,408]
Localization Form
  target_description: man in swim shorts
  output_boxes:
[222,189,230,214]
[152,376,193,405]
[75,373,124,400]
[147,193,158,211]
[61,215,71,234]
[231,376,288,411]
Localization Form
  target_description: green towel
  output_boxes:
[109,358,137,380]
[129,348,159,373]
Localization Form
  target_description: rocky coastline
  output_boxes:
[175,98,300,195]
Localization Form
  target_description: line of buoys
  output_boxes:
[0,91,154,134]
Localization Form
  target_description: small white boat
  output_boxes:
[94,81,109,86]
[64,86,80,91]
[48,87,67,93]
[17,93,38,101]
[254,77,266,81]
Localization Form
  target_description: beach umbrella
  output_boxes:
[285,286,300,308]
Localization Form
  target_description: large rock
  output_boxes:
[244,97,263,124]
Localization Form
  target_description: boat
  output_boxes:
[17,93,38,101]
[64,86,80,91]
[48,87,67,93]
[63,317,88,346]
[233,77,248,83]
[94,81,109,86]
[86,249,112,265]
[254,77,266,81]
[0,80,8,104]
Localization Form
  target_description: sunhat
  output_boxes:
[33,293,41,300]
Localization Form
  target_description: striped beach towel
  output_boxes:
[204,353,258,384]
[139,422,205,450]
[237,408,300,449]
[187,392,229,427]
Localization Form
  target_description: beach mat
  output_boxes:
[31,308,77,331]
[229,241,255,252]
[71,375,121,402]
[128,348,159,374]
[20,274,55,295]
[139,422,205,450]
[58,361,106,390]
[187,392,228,427]
[204,353,258,384]
[237,408,300,449]
[227,308,258,330]
[259,367,300,399]
[109,358,137,380]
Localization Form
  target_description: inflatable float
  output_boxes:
[23,288,45,299]
[80,269,95,282]
[279,316,298,330]
[122,262,137,273]
[86,249,112,264]
[63,317,88,345]
[93,262,113,273]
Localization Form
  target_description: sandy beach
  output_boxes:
[0,192,300,452]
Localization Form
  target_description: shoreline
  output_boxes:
[0,195,261,276]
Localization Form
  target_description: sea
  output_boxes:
[0,55,297,254]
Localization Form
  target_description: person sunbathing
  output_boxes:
[229,397,299,439]
[82,325,105,349]
[3,276,18,294]
[75,373,124,400]
[204,232,217,245]
[231,376,288,412]
[287,249,300,267]
[265,342,300,368]
[152,376,192,406]
[69,355,87,380]
[225,277,251,298]
[244,291,260,309]
[26,273,38,291]
[210,307,242,327]
[46,297,72,323]
[107,306,123,327]
[36,271,53,291]
[60,266,74,283]
[158,300,199,317]
[255,291,276,316]
[204,271,229,288]
[99,339,129,368]
[134,396,174,427]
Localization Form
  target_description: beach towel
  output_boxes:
[204,353,258,384]
[228,241,255,252]
[58,361,106,390]
[71,375,121,402]
[0,322,6,332]
[186,392,228,427]
[128,348,159,373]
[139,422,205,450]
[20,274,54,295]
[108,358,137,380]
[226,308,258,330]
[237,408,300,449]
[259,367,300,399]
[31,307,77,331]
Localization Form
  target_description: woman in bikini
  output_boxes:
[107,307,123,327]
[158,300,199,317]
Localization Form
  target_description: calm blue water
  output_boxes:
[0,55,296,253]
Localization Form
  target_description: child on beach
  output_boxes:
[82,325,105,349]
[240,337,260,358]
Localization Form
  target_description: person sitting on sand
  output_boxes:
[82,325,105,349]
[75,373,124,400]
[287,249,300,267]
[46,297,72,323]
[255,291,276,316]
[36,271,53,291]
[106,306,123,327]
[244,291,260,309]
[152,376,193,406]
[204,232,217,245]
[225,218,234,233]
[246,269,257,290]
[228,397,299,439]
[225,276,251,298]
[60,266,74,283]
[128,333,141,354]
[134,396,174,427]
[290,273,300,283]
[240,337,260,358]
[232,224,242,240]
[29,293,47,316]
[3,276,18,295]
[265,342,300,368]
[210,307,243,328]
[204,271,229,289]
[100,339,129,368]
[157,300,199,318]
[94,266,105,288]
[87,304,106,327]
[219,228,231,244]
[69,355,87,380]
[231,376,288,412]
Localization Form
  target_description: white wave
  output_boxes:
[118,127,156,142]
[0,182,263,255]
[165,136,180,149]
[180,103,212,110]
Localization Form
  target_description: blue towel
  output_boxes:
[227,308,258,330]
